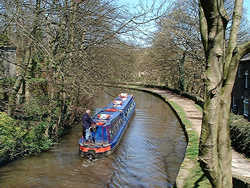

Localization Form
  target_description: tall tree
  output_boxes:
[198,0,250,187]
[1,0,161,119]
[146,1,206,94]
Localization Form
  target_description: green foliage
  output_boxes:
[23,121,53,153]
[0,33,10,46]
[0,77,15,86]
[183,163,211,188]
[195,104,203,112]
[229,113,250,157]
[27,77,46,83]
[0,112,24,161]
[0,112,53,165]
[0,78,15,101]
[26,78,48,98]
[23,98,48,118]
[169,101,199,160]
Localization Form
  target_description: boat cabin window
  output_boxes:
[123,100,135,118]
[109,115,122,140]
[108,97,135,141]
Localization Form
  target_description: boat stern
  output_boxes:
[79,139,111,159]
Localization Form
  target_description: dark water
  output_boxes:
[0,89,187,188]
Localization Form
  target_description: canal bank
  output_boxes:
[103,83,250,188]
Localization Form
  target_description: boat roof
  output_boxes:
[107,95,134,110]
[93,110,120,125]
[93,94,134,127]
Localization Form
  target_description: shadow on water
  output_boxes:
[0,88,187,188]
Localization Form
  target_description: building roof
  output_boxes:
[240,53,250,62]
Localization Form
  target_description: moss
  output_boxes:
[183,163,211,188]
[167,102,211,188]
[195,104,203,113]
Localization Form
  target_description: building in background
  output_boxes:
[231,53,250,121]
[0,46,16,78]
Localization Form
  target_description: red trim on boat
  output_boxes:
[105,108,117,112]
[79,146,111,153]
[96,122,105,125]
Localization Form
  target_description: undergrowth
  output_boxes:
[0,112,53,165]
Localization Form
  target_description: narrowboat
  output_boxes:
[79,93,136,159]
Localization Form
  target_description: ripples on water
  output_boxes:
[0,89,187,188]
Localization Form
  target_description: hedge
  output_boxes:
[229,113,250,158]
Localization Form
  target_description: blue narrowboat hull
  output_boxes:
[79,93,135,159]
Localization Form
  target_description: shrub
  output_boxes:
[0,112,24,163]
[0,112,53,165]
[23,121,53,154]
[229,113,250,158]
[23,98,48,119]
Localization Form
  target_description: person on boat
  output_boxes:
[90,123,96,143]
[82,109,95,141]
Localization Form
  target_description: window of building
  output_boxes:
[232,96,238,114]
[245,70,248,88]
[243,98,248,116]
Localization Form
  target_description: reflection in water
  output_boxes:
[0,89,187,188]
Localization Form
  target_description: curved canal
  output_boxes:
[0,89,187,188]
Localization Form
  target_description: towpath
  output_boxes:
[141,87,250,185]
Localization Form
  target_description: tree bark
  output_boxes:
[178,51,186,92]
[8,75,23,116]
[25,0,41,103]
[198,0,249,187]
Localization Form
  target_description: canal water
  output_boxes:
[0,89,187,188]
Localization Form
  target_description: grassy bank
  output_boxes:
[168,102,211,188]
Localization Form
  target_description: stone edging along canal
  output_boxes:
[102,83,250,188]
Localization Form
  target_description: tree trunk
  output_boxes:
[8,41,31,116]
[8,75,23,116]
[23,47,32,103]
[198,0,249,187]
[25,0,41,103]
[178,51,186,92]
